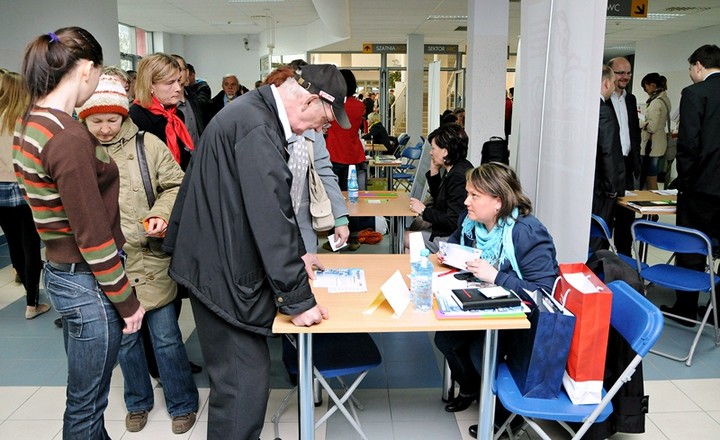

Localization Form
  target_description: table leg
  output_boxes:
[478,329,498,440]
[297,334,314,440]
[387,170,393,191]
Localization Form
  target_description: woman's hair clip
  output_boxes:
[48,32,60,43]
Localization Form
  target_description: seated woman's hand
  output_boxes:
[465,258,499,284]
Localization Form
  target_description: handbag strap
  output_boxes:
[135,131,156,208]
[306,137,315,171]
[659,96,672,133]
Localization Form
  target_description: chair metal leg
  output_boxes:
[442,359,455,403]
[271,386,299,439]
[313,369,370,440]
[651,302,718,366]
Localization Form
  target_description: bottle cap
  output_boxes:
[420,249,430,257]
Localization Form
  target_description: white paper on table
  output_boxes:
[479,285,512,299]
[314,268,366,293]
[437,242,482,270]
[363,270,411,317]
[651,189,678,196]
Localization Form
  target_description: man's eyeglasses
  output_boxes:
[320,100,332,131]
[613,71,632,76]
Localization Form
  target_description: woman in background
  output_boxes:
[639,72,671,190]
[406,123,473,253]
[363,112,394,155]
[0,69,47,319]
[79,75,198,435]
[14,27,144,438]
[129,53,194,170]
[435,162,558,438]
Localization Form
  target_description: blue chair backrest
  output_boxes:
[397,133,410,147]
[607,280,664,357]
[590,214,612,242]
[632,220,712,256]
[401,146,423,160]
[412,138,425,150]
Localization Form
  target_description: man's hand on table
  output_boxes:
[291,304,329,326]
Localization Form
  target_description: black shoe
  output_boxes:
[444,393,478,412]
[189,361,202,374]
[469,419,524,439]
[660,305,696,328]
[54,318,63,328]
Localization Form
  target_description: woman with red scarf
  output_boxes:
[129,53,194,170]
[128,52,201,378]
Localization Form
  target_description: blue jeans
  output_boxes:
[44,262,121,440]
[119,302,198,416]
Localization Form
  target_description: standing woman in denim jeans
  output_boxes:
[13,27,145,439]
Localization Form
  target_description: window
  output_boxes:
[118,23,153,71]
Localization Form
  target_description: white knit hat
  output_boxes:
[77,75,129,120]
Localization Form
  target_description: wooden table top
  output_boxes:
[343,191,416,217]
[617,190,677,214]
[272,254,530,334]
[364,143,388,152]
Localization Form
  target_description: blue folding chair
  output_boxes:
[589,214,648,270]
[271,333,382,440]
[631,219,720,366]
[494,280,663,440]
[392,146,422,190]
[394,133,410,157]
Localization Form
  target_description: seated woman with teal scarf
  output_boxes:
[435,162,558,437]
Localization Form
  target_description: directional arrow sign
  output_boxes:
[631,0,648,18]
[362,43,372,54]
[607,0,648,18]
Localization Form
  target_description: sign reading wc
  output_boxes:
[607,0,648,18]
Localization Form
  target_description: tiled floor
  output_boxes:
[2,221,720,439]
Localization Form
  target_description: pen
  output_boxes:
[438,269,459,277]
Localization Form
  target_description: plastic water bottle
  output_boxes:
[412,249,433,311]
[348,164,359,204]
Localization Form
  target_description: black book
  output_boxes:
[451,288,521,311]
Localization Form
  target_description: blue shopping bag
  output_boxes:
[505,290,576,399]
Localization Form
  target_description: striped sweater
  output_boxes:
[13,107,139,317]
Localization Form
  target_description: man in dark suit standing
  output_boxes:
[592,66,625,251]
[663,44,720,322]
[607,57,641,256]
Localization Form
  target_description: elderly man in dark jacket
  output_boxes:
[163,64,350,440]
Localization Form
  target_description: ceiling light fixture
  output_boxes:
[228,0,285,3]
[427,15,467,21]
[607,13,686,21]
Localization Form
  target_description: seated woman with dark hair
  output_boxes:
[406,123,473,253]
[435,162,559,438]
[362,112,395,155]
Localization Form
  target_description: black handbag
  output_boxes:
[480,136,510,165]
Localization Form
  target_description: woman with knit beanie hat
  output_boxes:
[79,75,199,435]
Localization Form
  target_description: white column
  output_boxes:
[516,0,607,263]
[406,34,425,142]
[465,0,509,166]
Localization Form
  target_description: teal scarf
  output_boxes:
[460,207,523,279]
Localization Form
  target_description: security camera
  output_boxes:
[243,37,250,51]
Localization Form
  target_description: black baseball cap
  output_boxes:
[294,64,350,129]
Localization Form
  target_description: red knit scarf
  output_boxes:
[135,97,194,163]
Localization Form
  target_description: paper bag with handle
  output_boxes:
[554,263,612,405]
[505,287,576,399]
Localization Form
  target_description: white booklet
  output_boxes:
[437,242,483,270]
[314,268,367,293]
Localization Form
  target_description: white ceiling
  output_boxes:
[117,0,720,58]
